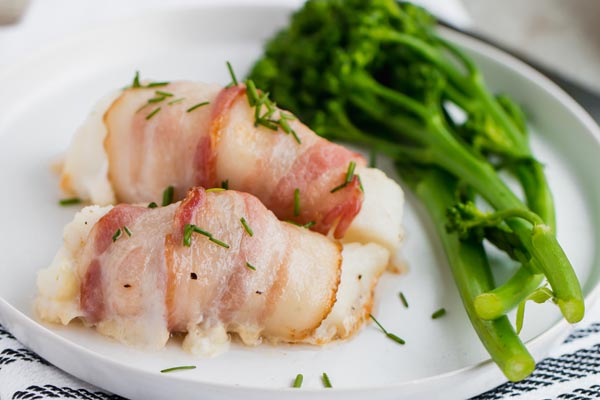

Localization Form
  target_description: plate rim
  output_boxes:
[1,3,599,398]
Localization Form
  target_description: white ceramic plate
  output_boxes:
[0,5,599,400]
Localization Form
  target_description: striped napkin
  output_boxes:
[2,308,600,400]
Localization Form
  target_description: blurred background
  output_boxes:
[1,0,599,120]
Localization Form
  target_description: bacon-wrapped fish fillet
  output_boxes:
[60,80,404,253]
[37,188,388,355]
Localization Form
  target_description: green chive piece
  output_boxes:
[399,292,409,308]
[386,332,406,345]
[209,237,230,249]
[291,129,302,144]
[321,372,332,388]
[369,314,405,345]
[245,262,256,271]
[292,373,303,388]
[59,197,82,206]
[369,148,377,168]
[330,183,345,193]
[205,187,225,193]
[293,188,301,217]
[148,96,166,103]
[112,229,122,242]
[146,107,161,120]
[162,185,174,206]
[148,202,158,209]
[432,308,447,319]
[285,220,315,229]
[155,90,173,97]
[221,179,229,190]
[243,80,301,145]
[186,101,210,113]
[132,71,141,88]
[167,97,185,105]
[369,313,387,333]
[357,174,364,192]
[331,161,361,193]
[279,114,292,134]
[192,225,212,238]
[183,224,194,247]
[226,61,238,86]
[240,217,254,236]
[183,224,213,247]
[160,365,196,373]
[147,81,170,88]
[245,80,259,106]
[345,161,357,184]
[123,226,132,237]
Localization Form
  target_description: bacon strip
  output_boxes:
[102,82,365,238]
[75,188,341,349]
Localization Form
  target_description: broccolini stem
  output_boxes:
[530,225,584,322]
[407,168,535,381]
[351,72,430,118]
[474,267,545,320]
[354,97,583,322]
[515,163,556,230]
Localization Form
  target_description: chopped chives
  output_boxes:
[190,226,213,238]
[183,224,213,247]
[59,197,81,206]
[330,182,346,193]
[167,97,185,105]
[162,186,174,206]
[244,79,301,145]
[146,107,161,120]
[293,188,300,216]
[292,374,303,388]
[131,71,141,88]
[245,80,259,106]
[160,365,196,373]
[432,308,447,319]
[369,148,377,168]
[278,113,301,144]
[245,262,256,271]
[291,129,301,144]
[321,372,332,388]
[399,292,409,308]
[285,220,315,229]
[221,179,229,190]
[209,237,230,248]
[226,61,238,86]
[112,229,122,242]
[345,161,357,184]
[123,226,132,237]
[331,161,361,193]
[386,332,406,345]
[357,174,364,192]
[147,81,170,88]
[155,90,173,97]
[148,202,158,209]
[369,314,405,345]
[148,96,166,103]
[240,217,253,236]
[205,187,225,193]
[186,101,210,113]
[128,71,168,89]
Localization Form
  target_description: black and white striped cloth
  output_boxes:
[1,319,600,399]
